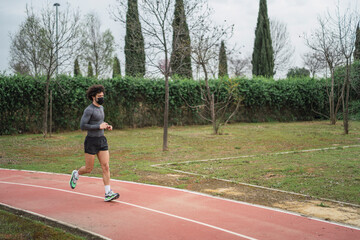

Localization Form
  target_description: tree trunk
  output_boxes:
[211,93,217,134]
[163,45,169,151]
[201,62,217,134]
[344,78,350,134]
[43,75,50,137]
[163,73,169,151]
[330,68,336,124]
[343,58,350,134]
[201,63,211,102]
[50,89,52,137]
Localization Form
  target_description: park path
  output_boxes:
[0,168,359,240]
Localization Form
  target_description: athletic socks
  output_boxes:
[75,170,79,179]
[72,171,117,200]
[105,185,111,194]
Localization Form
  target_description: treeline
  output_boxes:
[0,75,334,135]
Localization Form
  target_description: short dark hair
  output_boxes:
[86,85,105,101]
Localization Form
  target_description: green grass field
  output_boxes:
[0,209,84,240]
[167,146,360,204]
[1,121,360,205]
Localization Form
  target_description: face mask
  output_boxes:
[96,97,104,105]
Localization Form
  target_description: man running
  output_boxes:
[70,84,119,202]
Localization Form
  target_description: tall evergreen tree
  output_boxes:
[170,0,192,79]
[87,61,94,77]
[252,0,274,77]
[125,0,145,77]
[74,57,82,77]
[218,41,228,77]
[354,24,360,61]
[113,56,121,78]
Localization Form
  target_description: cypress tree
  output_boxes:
[113,56,121,78]
[125,0,145,77]
[170,0,192,79]
[87,62,94,77]
[252,0,274,77]
[354,24,360,61]
[74,58,82,77]
[218,41,228,78]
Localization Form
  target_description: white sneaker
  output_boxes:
[69,170,79,189]
[105,190,120,202]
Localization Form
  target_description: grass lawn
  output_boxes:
[0,209,84,240]
[0,121,360,205]
[168,146,360,204]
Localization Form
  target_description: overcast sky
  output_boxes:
[0,0,358,77]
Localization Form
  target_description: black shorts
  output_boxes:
[84,136,108,155]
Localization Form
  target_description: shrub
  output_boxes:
[0,74,333,134]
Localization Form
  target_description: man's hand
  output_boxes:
[99,122,109,130]
[106,125,113,131]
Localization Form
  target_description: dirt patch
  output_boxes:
[142,173,189,185]
[0,156,21,165]
[203,187,245,197]
[274,201,360,227]
[263,173,284,179]
[139,171,360,228]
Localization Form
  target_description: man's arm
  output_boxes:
[80,108,100,130]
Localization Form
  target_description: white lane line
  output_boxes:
[152,144,360,167]
[1,168,360,231]
[0,181,257,240]
[2,168,360,231]
[151,144,360,208]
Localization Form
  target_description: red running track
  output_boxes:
[0,168,359,240]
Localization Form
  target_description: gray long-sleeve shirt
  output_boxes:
[80,104,105,137]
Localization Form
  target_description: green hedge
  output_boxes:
[0,75,330,134]
[334,60,360,100]
[236,77,329,122]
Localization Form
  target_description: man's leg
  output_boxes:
[70,154,95,189]
[97,150,119,201]
[78,153,96,175]
[97,150,110,186]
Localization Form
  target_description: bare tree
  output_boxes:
[9,11,46,76]
[302,51,326,78]
[189,7,243,134]
[112,0,175,150]
[10,4,81,137]
[229,54,251,77]
[305,15,343,125]
[190,5,233,81]
[332,2,359,134]
[9,61,31,76]
[112,0,206,151]
[270,18,295,74]
[141,0,174,151]
[81,13,116,78]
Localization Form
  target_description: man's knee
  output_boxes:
[101,163,110,172]
[85,166,93,173]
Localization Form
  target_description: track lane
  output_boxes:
[0,169,359,240]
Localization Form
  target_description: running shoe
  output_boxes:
[105,190,120,202]
[69,170,79,189]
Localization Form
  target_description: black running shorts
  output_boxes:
[84,136,108,155]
